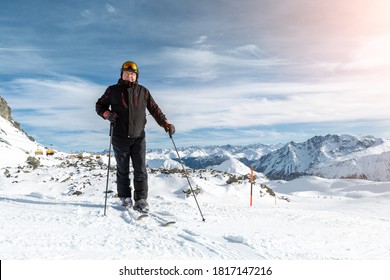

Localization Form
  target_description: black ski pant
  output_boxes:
[112,135,148,201]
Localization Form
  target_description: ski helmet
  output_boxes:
[121,61,139,73]
[121,61,139,80]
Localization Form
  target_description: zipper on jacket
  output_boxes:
[128,88,132,138]
[127,84,137,138]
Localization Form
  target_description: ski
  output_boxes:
[125,208,149,221]
[148,212,176,227]
[127,209,175,226]
[116,203,175,226]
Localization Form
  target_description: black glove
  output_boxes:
[164,123,175,137]
[103,111,118,123]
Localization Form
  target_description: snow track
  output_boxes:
[1,185,390,260]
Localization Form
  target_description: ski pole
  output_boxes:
[104,123,114,216]
[250,167,254,207]
[169,134,206,222]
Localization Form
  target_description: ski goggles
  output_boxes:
[121,61,139,73]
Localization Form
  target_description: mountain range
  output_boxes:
[2,95,390,182]
[146,134,390,182]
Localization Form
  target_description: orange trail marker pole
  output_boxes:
[250,168,254,207]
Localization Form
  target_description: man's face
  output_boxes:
[122,71,137,82]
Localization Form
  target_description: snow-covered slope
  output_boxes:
[0,115,42,168]
[1,153,390,260]
[211,157,252,175]
[314,151,390,181]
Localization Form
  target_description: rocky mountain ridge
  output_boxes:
[0,96,34,142]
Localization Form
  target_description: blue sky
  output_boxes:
[1,0,390,153]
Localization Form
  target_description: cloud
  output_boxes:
[228,44,268,58]
[154,77,390,134]
[153,43,286,84]
[81,9,95,19]
[105,3,116,13]
[1,77,106,148]
[0,47,52,75]
[193,36,208,45]
[343,37,390,70]
[1,0,390,152]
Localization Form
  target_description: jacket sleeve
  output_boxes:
[146,90,168,127]
[95,87,111,119]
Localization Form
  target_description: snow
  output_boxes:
[0,116,41,168]
[1,115,390,261]
[211,157,253,175]
[1,154,390,260]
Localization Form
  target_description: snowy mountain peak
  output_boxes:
[212,157,252,175]
[253,134,390,181]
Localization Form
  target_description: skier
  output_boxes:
[96,61,175,213]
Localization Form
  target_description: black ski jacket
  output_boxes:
[96,79,167,138]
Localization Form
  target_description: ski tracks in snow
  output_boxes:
[115,202,263,259]
[0,193,264,259]
[2,189,390,259]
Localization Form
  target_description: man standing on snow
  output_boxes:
[96,61,175,213]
